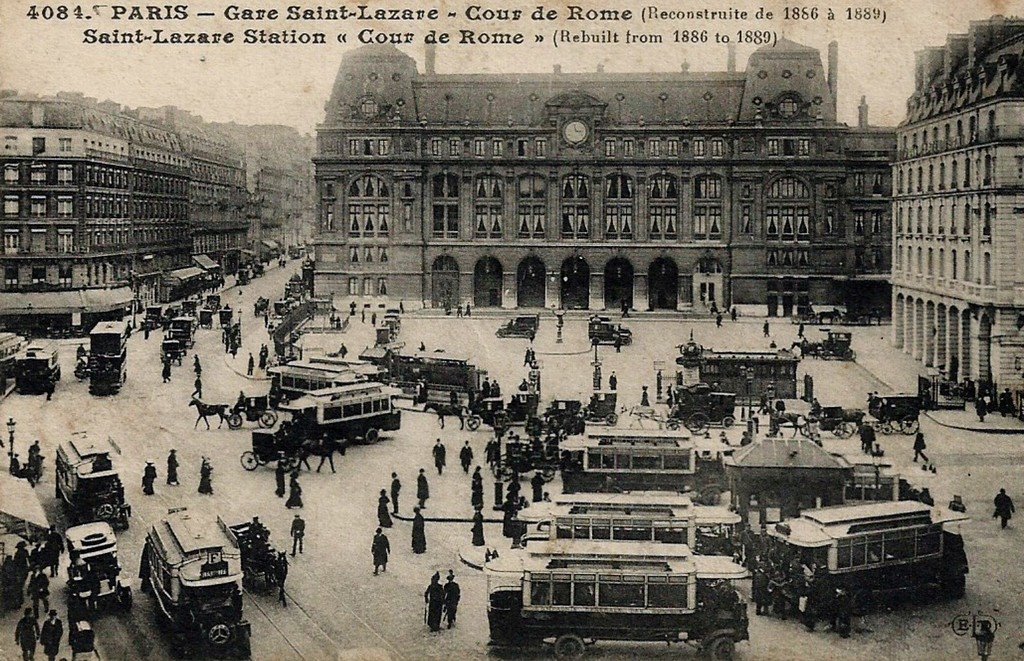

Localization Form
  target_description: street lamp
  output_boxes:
[591,342,602,391]
[7,417,15,470]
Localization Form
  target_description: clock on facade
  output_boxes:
[563,120,589,145]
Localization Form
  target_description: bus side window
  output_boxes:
[573,519,590,540]
[648,576,688,608]
[599,575,644,607]
[552,578,572,605]
[917,526,941,556]
[591,519,611,540]
[573,575,596,606]
[529,575,551,606]
[555,518,572,539]
[663,453,690,470]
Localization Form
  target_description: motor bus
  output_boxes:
[14,342,60,394]
[485,540,748,659]
[88,321,128,396]
[764,500,969,613]
[55,434,131,529]
[678,347,799,404]
[522,491,741,556]
[140,509,250,658]
[361,347,486,406]
[267,359,380,403]
[560,429,734,505]
[0,332,26,392]
[277,381,402,446]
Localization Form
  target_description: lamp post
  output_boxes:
[7,417,15,470]
[555,310,564,344]
[654,360,665,402]
[591,342,602,391]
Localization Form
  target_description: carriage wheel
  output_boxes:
[900,417,920,435]
[553,633,586,659]
[465,416,481,431]
[834,422,855,439]
[227,413,243,430]
[541,467,557,482]
[364,428,380,444]
[685,413,709,433]
[721,416,735,429]
[259,411,278,428]
[605,412,618,426]
[879,421,895,435]
[95,503,115,519]
[240,452,259,471]
[666,418,681,431]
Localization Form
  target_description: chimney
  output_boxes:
[424,43,436,75]
[858,96,869,128]
[827,40,839,109]
[553,64,562,74]
[727,44,736,72]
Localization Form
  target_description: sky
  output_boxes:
[0,2,1016,133]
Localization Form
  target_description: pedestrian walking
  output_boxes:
[730,307,738,322]
[198,457,213,494]
[275,461,287,498]
[247,353,255,376]
[371,312,377,326]
[43,528,62,578]
[166,449,179,486]
[416,469,430,509]
[994,488,1015,529]
[286,473,303,509]
[275,552,289,607]
[859,422,876,454]
[752,568,769,615]
[912,432,929,463]
[191,376,202,400]
[390,472,401,514]
[142,462,157,495]
[377,489,393,528]
[290,514,305,555]
[465,303,471,317]
[976,396,988,422]
[361,308,365,324]
[28,570,49,619]
[763,321,770,337]
[193,354,202,375]
[162,359,171,383]
[716,313,723,328]
[424,572,444,632]
[621,299,629,318]
[608,371,617,391]
[44,379,54,401]
[640,385,650,407]
[471,467,484,507]
[15,607,39,661]
[371,528,390,575]
[412,507,427,554]
[432,440,446,475]
[442,571,461,629]
[614,335,622,353]
[39,610,61,661]
[455,305,463,318]
[459,441,473,473]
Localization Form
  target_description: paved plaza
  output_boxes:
[1,266,1022,661]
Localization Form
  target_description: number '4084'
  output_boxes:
[26,5,88,19]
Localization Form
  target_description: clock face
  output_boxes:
[563,120,589,145]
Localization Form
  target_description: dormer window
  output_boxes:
[359,97,379,118]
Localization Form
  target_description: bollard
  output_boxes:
[493,481,504,511]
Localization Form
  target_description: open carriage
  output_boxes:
[807,405,865,438]
[228,520,280,589]
[228,395,278,430]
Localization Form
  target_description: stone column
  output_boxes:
[936,305,948,369]
[589,272,605,310]
[924,302,935,367]
[947,307,960,379]
[502,271,517,309]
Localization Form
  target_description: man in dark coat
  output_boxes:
[530,472,544,503]
[275,460,287,498]
[471,468,484,510]
[994,488,1015,529]
[411,507,427,554]
[608,372,617,391]
[290,514,305,556]
[912,432,928,463]
[752,569,769,615]
[15,607,39,661]
[275,553,288,607]
[372,527,390,575]
[471,508,485,547]
[433,439,447,475]
[142,462,157,495]
[390,473,401,514]
[424,572,444,632]
[39,610,61,661]
[459,441,473,473]
[28,570,49,619]
[859,422,876,454]
[162,358,172,383]
[43,528,62,578]
[166,449,179,486]
[976,396,988,422]
[442,571,461,629]
[417,469,429,509]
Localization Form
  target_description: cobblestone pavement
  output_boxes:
[1,295,1021,661]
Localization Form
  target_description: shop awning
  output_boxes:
[0,287,133,316]
[262,239,280,250]
[164,267,205,284]
[193,254,220,271]
[0,472,49,539]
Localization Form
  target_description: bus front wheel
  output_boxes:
[702,634,736,660]
[553,633,586,659]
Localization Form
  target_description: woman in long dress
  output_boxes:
[377,489,393,528]
[424,572,444,632]
[411,507,427,554]
[471,508,485,547]
[286,474,303,508]
[198,458,213,494]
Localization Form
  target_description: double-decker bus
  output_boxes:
[268,358,383,403]
[361,348,485,406]
[88,321,128,395]
[765,500,969,612]
[679,348,799,403]
[523,491,741,556]
[560,429,734,505]
[485,540,748,659]
[278,382,402,445]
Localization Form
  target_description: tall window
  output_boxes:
[560,174,590,239]
[473,175,503,239]
[57,165,73,185]
[432,173,460,238]
[765,176,809,241]
[648,175,678,240]
[57,229,73,253]
[348,175,390,238]
[517,175,546,239]
[854,212,865,235]
[4,195,18,217]
[3,165,17,184]
[693,175,722,240]
[604,174,634,240]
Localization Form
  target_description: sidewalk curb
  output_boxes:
[221,354,271,382]
[922,411,1024,435]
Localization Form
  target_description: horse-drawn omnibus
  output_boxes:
[278,382,402,446]
[485,540,749,659]
[764,501,969,613]
[523,492,741,556]
[680,348,799,404]
[267,359,378,403]
[87,321,127,396]
[560,429,734,505]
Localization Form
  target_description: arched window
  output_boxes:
[963,250,972,281]
[927,164,934,191]
[938,248,944,278]
[604,174,634,240]
[951,160,958,189]
[347,175,390,238]
[983,252,992,285]
[963,157,971,187]
[927,248,933,275]
[963,203,971,234]
[951,250,958,280]
[916,247,923,274]
[517,175,546,239]
[432,173,460,238]
[767,176,809,199]
[560,174,590,239]
[939,162,945,189]
[648,174,678,240]
[474,174,503,239]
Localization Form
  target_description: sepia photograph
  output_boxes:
[0,1,1021,659]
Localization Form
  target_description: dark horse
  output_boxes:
[769,411,807,438]
[189,398,231,430]
[298,436,345,473]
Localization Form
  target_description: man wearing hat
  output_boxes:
[442,570,461,629]
[166,449,179,486]
[39,610,62,661]
[15,607,39,660]
[142,461,157,495]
